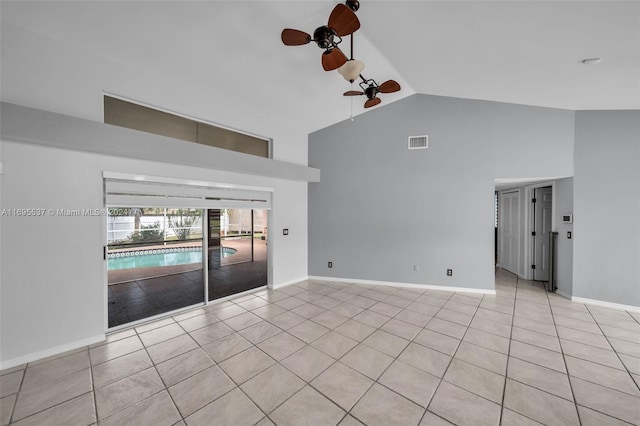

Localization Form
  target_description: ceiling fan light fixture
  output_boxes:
[338,59,365,82]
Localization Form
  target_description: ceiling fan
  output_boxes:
[344,78,401,108]
[281,1,361,71]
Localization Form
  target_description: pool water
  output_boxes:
[108,247,236,270]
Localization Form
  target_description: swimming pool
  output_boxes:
[108,247,237,270]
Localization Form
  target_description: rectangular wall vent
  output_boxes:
[408,135,428,150]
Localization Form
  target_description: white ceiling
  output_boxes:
[1,1,638,135]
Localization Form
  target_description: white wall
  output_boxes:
[0,137,310,368]
[555,178,574,297]
[573,111,640,307]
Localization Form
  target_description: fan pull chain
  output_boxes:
[350,83,355,121]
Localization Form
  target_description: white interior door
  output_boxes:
[500,191,520,275]
[533,186,553,281]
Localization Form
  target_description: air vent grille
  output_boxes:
[408,135,428,150]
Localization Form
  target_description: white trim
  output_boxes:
[308,276,496,295]
[0,334,105,370]
[272,276,310,289]
[572,296,640,313]
[207,285,268,304]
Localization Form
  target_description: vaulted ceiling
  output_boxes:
[1,1,638,136]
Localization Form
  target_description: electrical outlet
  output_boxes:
[328,261,333,268]
[447,269,453,276]
[567,231,572,239]
[283,229,289,235]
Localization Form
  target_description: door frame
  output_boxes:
[523,181,556,281]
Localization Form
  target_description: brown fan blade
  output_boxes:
[343,91,364,96]
[379,80,401,93]
[281,29,311,46]
[328,4,360,37]
[364,97,382,108]
[322,48,347,71]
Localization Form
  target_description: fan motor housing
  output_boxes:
[364,85,378,99]
[313,26,335,49]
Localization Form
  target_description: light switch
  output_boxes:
[567,231,572,239]
[283,229,289,235]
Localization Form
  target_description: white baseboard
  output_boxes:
[272,276,309,289]
[572,296,640,313]
[0,334,105,371]
[308,276,496,295]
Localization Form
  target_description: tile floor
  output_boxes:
[2,270,639,425]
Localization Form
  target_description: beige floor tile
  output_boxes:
[12,369,91,421]
[443,300,478,316]
[311,331,358,359]
[311,296,343,310]
[177,312,219,332]
[554,315,602,335]
[556,326,611,350]
[351,383,424,426]
[504,379,579,425]
[413,329,460,356]
[251,303,287,320]
[426,317,467,339]
[223,311,263,331]
[92,349,152,389]
[135,317,175,334]
[608,337,640,357]
[500,408,543,425]
[211,304,247,321]
[470,317,512,338]
[474,308,512,325]
[275,296,306,310]
[257,332,306,361]
[311,310,350,329]
[89,335,143,365]
[420,411,455,425]
[146,333,198,365]
[100,390,180,426]
[352,310,391,328]
[1,394,16,425]
[139,323,185,347]
[369,302,403,317]
[380,360,440,407]
[172,307,205,322]
[335,319,376,341]
[398,342,451,378]
[236,317,282,345]
[287,320,330,343]
[95,367,163,420]
[406,301,440,316]
[577,405,633,426]
[455,342,507,375]
[188,322,234,346]
[383,294,412,308]
[184,387,263,426]
[507,357,573,400]
[0,370,23,398]
[281,345,335,382]
[311,362,373,411]
[236,296,270,310]
[394,309,433,327]
[268,311,307,330]
[444,359,504,403]
[341,343,394,380]
[291,303,327,319]
[512,316,557,337]
[270,385,345,426]
[381,318,422,340]
[429,381,501,426]
[478,301,514,316]
[345,296,376,309]
[156,348,214,387]
[0,364,26,377]
[462,328,509,355]
[332,302,365,318]
[552,306,594,322]
[570,376,640,424]
[618,353,640,374]
[339,414,365,426]
[219,346,275,384]
[91,329,135,348]
[560,339,625,370]
[600,324,640,343]
[509,340,566,373]
[201,332,252,363]
[241,364,305,413]
[363,330,409,357]
[11,393,95,426]
[566,356,639,396]
[169,366,235,417]
[511,326,561,352]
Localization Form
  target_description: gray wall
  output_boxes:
[573,111,640,306]
[308,94,574,291]
[555,178,574,296]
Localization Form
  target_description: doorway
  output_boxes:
[531,186,553,281]
[499,190,520,275]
